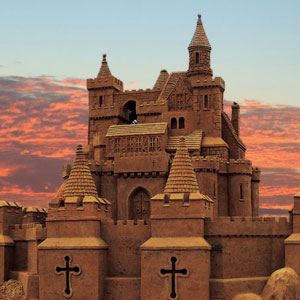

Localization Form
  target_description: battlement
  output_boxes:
[103,219,150,226]
[191,76,225,90]
[217,159,253,175]
[123,88,155,93]
[86,77,123,91]
[205,216,291,237]
[193,156,220,171]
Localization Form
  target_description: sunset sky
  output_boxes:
[0,0,299,215]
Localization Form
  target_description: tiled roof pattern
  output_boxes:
[189,15,211,48]
[167,130,202,151]
[222,112,246,149]
[97,54,112,78]
[63,145,98,198]
[164,138,200,194]
[52,180,66,203]
[158,72,186,102]
[153,70,169,90]
[106,122,168,137]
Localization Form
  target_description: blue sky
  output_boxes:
[1,0,299,105]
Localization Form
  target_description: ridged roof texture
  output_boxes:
[164,138,200,194]
[153,69,169,90]
[63,145,98,198]
[106,122,167,137]
[97,54,112,78]
[189,14,211,49]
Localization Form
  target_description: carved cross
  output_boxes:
[56,255,81,298]
[160,256,188,299]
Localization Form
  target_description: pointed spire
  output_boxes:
[164,138,200,194]
[189,14,211,49]
[97,54,112,78]
[153,69,169,90]
[63,145,98,198]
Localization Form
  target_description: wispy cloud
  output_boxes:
[0,79,299,214]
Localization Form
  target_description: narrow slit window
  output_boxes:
[179,117,185,129]
[240,183,244,200]
[196,52,200,64]
[213,183,216,198]
[99,95,103,107]
[204,95,209,109]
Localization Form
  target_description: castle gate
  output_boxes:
[129,187,150,220]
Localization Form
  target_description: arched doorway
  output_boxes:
[129,187,150,220]
[123,101,137,124]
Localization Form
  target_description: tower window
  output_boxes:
[196,52,200,64]
[240,183,244,200]
[171,118,177,129]
[213,183,216,198]
[179,117,185,129]
[99,95,104,107]
[204,95,209,109]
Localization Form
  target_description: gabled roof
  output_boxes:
[167,130,203,151]
[106,123,168,137]
[164,138,200,194]
[153,69,169,90]
[222,112,246,149]
[63,145,99,198]
[189,14,211,49]
[157,72,186,102]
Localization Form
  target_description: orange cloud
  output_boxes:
[0,80,299,214]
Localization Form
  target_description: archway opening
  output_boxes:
[129,187,150,220]
[123,101,137,124]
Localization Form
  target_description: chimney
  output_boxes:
[231,102,240,136]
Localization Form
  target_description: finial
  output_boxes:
[197,14,202,25]
[102,54,107,61]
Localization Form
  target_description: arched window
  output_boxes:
[179,117,185,129]
[196,52,200,64]
[123,101,137,124]
[171,118,177,129]
[129,187,150,220]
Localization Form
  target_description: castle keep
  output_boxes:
[0,14,299,300]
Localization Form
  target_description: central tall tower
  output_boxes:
[187,14,213,79]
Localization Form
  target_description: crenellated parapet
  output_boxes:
[205,216,291,237]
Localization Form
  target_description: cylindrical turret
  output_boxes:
[187,15,212,79]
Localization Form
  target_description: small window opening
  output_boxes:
[58,198,65,207]
[171,118,177,129]
[213,183,216,198]
[204,95,209,109]
[196,52,200,64]
[179,117,185,129]
[240,183,244,200]
[99,95,104,107]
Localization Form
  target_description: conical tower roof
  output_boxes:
[153,69,169,90]
[189,14,211,49]
[63,145,98,198]
[164,138,200,194]
[97,54,112,78]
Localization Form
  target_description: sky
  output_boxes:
[0,0,299,215]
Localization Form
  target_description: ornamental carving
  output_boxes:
[108,135,162,156]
